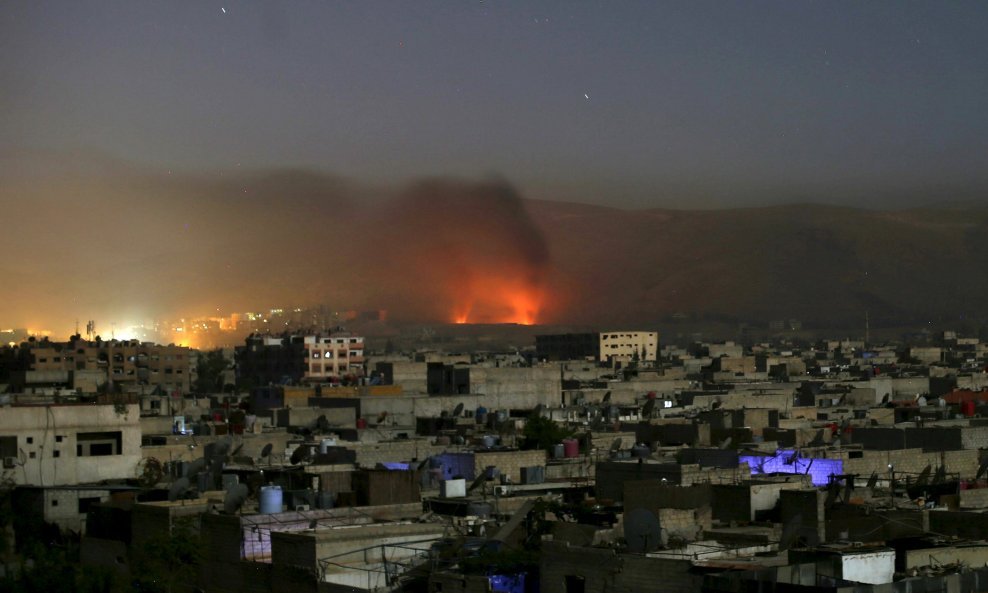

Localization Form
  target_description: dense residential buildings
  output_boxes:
[0,335,193,395]
[7,327,988,592]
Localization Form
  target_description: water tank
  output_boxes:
[552,443,565,459]
[563,438,580,458]
[631,444,651,459]
[475,406,488,425]
[356,418,368,429]
[481,435,497,449]
[962,400,976,417]
[495,410,509,424]
[259,485,283,514]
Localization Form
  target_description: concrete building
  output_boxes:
[599,331,658,363]
[0,402,141,486]
[0,337,192,395]
[236,332,365,386]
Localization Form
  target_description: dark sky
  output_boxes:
[4,1,988,208]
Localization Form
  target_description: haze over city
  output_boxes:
[4,2,988,336]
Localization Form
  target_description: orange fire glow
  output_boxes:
[450,276,544,325]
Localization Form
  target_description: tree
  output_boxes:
[195,349,228,394]
[521,416,573,453]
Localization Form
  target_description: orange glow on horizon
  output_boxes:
[450,277,545,325]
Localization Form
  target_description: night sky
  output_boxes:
[5,2,988,336]
[5,1,988,208]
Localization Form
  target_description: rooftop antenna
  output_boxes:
[865,311,870,347]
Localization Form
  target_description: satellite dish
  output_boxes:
[453,403,465,417]
[610,437,623,452]
[260,443,273,459]
[168,477,191,502]
[316,415,331,432]
[467,472,488,494]
[642,399,656,418]
[223,483,249,514]
[866,472,879,489]
[533,404,545,417]
[186,457,207,478]
[230,442,244,457]
[602,391,611,403]
[416,457,432,471]
[915,464,932,486]
[976,458,988,480]
[933,464,946,484]
[624,508,664,553]
[212,439,232,459]
[718,437,733,450]
[290,444,312,465]
[778,513,803,550]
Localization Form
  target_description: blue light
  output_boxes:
[738,449,842,486]
[488,573,526,593]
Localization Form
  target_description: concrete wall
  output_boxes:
[540,541,699,593]
[272,522,445,590]
[904,544,988,571]
[0,403,141,486]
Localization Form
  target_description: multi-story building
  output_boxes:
[535,333,601,362]
[236,332,365,386]
[0,337,192,395]
[599,331,659,363]
[302,334,365,382]
[0,401,141,487]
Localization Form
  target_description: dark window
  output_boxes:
[0,436,15,458]
[849,451,864,459]
[53,450,60,458]
[78,497,101,514]
[565,575,585,593]
[26,437,33,445]
[51,499,58,507]
[55,436,62,443]
[76,431,122,457]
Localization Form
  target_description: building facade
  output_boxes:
[599,331,659,363]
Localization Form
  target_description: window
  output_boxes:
[0,436,15,458]
[76,431,122,457]
[78,497,101,514]
[51,499,58,507]
[26,437,34,445]
[564,575,585,593]
[312,352,321,359]
[55,436,63,443]
[53,450,60,458]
